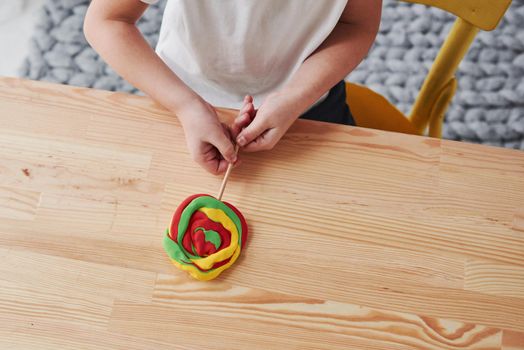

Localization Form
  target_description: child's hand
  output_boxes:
[179,99,238,175]
[231,95,256,140]
[179,95,256,174]
[235,91,302,152]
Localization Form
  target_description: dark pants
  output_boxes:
[300,80,355,126]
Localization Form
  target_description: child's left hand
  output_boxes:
[233,91,303,152]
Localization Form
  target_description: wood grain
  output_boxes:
[0,186,40,220]
[503,331,524,350]
[110,279,502,350]
[0,248,156,327]
[1,77,523,349]
[465,259,524,298]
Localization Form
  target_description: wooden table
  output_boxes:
[0,77,523,350]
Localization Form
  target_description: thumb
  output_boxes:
[210,129,237,163]
[236,117,267,147]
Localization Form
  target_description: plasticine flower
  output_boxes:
[163,194,248,281]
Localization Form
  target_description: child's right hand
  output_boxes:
[178,98,238,175]
[178,95,255,175]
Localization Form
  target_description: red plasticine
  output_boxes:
[169,193,207,241]
[189,215,232,251]
[186,211,231,255]
[192,230,217,256]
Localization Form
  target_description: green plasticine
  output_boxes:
[163,229,192,265]
[194,227,222,250]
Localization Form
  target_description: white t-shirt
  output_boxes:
[142,0,348,108]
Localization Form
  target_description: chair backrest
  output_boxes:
[401,0,512,133]
[402,0,512,30]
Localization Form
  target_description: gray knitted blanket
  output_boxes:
[20,0,524,149]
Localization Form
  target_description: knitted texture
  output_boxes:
[19,0,166,93]
[19,0,524,149]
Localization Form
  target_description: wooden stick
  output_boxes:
[217,145,239,201]
[217,95,251,201]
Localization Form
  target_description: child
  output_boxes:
[84,0,381,174]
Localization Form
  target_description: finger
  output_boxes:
[221,122,234,142]
[196,156,223,175]
[239,95,250,112]
[242,129,278,153]
[239,95,254,116]
[209,129,237,163]
[194,146,222,175]
[215,158,230,174]
[236,117,267,147]
[233,113,251,127]
[204,159,230,175]
[230,115,245,140]
[238,102,255,119]
[197,149,232,175]
[239,101,251,115]
[231,112,253,139]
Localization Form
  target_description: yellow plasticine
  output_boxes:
[190,207,239,270]
[170,246,241,281]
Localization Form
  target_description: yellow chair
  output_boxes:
[346,0,512,137]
